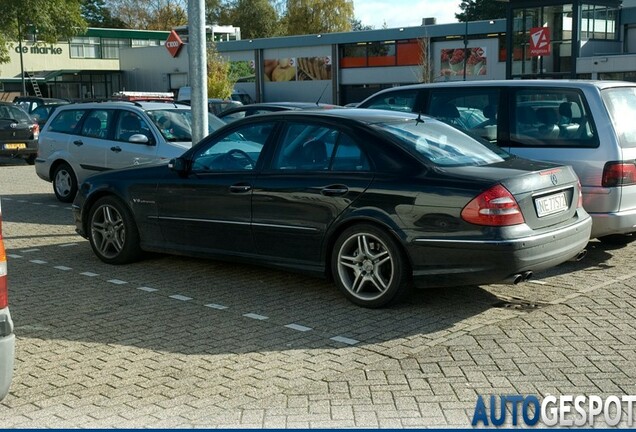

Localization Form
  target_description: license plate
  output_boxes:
[535,192,568,217]
[4,143,26,150]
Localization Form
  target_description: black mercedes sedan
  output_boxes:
[73,109,592,308]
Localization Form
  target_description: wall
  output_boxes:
[119,45,188,92]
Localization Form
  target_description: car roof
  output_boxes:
[54,100,190,110]
[233,107,420,124]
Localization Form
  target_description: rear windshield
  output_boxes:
[601,87,636,148]
[375,118,510,167]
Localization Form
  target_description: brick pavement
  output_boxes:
[1,160,635,427]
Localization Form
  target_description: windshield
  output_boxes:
[147,109,225,142]
[375,118,510,167]
[601,87,636,148]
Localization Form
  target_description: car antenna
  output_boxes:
[415,110,425,125]
[315,82,330,106]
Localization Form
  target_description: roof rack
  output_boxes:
[111,91,174,102]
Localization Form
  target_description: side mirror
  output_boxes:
[168,157,187,174]
[128,134,150,144]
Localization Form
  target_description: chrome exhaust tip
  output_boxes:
[504,273,524,285]
[522,270,533,282]
[569,249,587,262]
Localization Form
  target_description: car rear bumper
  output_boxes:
[588,208,636,238]
[0,140,37,157]
[408,214,592,288]
[0,308,15,402]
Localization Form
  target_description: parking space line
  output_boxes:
[59,243,78,248]
[244,313,268,320]
[107,279,128,285]
[138,286,158,292]
[204,303,228,310]
[7,254,22,259]
[330,336,359,345]
[284,323,312,332]
[169,294,192,301]
[21,248,40,253]
[54,266,72,271]
[81,272,99,277]
[29,259,47,264]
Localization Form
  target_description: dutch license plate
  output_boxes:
[535,191,568,217]
[4,143,26,150]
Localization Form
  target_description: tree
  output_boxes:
[223,0,281,39]
[81,0,127,28]
[207,45,235,99]
[145,2,188,30]
[0,0,87,64]
[284,0,354,36]
[456,0,507,22]
[108,0,187,29]
[350,18,373,31]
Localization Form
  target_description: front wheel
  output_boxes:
[88,196,141,264]
[52,162,77,203]
[331,224,411,308]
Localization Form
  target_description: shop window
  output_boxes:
[368,41,396,66]
[581,4,618,40]
[70,37,100,59]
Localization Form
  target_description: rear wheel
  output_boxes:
[53,162,77,203]
[88,196,141,264]
[331,224,411,308]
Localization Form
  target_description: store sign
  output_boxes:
[165,30,184,58]
[529,27,551,56]
[14,45,63,55]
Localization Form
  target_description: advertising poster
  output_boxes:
[440,47,487,77]
[264,57,332,82]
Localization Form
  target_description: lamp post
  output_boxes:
[463,18,468,81]
[17,12,27,96]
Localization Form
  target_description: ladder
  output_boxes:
[25,71,42,97]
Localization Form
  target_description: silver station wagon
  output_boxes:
[359,80,636,243]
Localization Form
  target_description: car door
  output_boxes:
[154,121,275,255]
[72,108,116,174]
[251,120,374,266]
[106,110,159,169]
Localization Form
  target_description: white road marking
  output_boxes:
[29,259,47,264]
[330,336,359,345]
[21,248,40,253]
[284,323,312,332]
[138,286,158,292]
[7,254,22,259]
[169,294,192,301]
[48,205,58,208]
[59,243,77,248]
[81,272,99,277]
[204,303,228,310]
[107,279,128,285]
[2,198,12,201]
[244,313,268,320]
[33,202,42,205]
[528,280,547,285]
[54,266,72,271]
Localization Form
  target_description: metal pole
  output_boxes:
[188,0,208,144]
[17,12,27,96]
[463,19,468,81]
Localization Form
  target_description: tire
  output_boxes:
[24,154,36,165]
[52,162,78,203]
[88,196,142,265]
[331,224,411,308]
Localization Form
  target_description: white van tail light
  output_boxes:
[461,184,525,226]
[602,162,636,187]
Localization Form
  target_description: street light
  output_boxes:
[463,18,469,81]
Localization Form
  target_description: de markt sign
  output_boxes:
[165,30,184,58]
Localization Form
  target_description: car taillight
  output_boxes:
[461,184,525,226]
[602,162,636,187]
[577,180,583,208]
[0,203,7,309]
[32,123,39,140]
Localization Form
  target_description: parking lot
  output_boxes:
[1,158,635,427]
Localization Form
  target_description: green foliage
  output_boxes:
[81,0,126,28]
[284,0,353,36]
[223,0,281,39]
[456,0,507,22]
[146,3,187,30]
[0,0,87,64]
[351,18,373,31]
[207,45,235,99]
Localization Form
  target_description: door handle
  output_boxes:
[110,146,122,153]
[73,140,83,146]
[321,185,349,196]
[229,183,252,193]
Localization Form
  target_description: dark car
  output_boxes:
[0,102,39,164]
[29,103,70,129]
[73,109,591,308]
[13,96,69,114]
[217,102,340,123]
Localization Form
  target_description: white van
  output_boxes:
[358,80,636,243]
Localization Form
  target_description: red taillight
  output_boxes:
[461,184,525,226]
[602,162,636,187]
[32,123,40,140]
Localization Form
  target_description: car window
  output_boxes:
[190,122,274,172]
[271,122,369,171]
[49,109,85,133]
[361,90,418,113]
[81,110,113,139]
[147,109,225,140]
[31,106,51,123]
[601,87,636,148]
[220,110,247,122]
[1,105,30,122]
[511,89,598,148]
[115,112,151,143]
[428,89,500,142]
[376,119,509,167]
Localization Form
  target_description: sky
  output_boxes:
[352,0,462,29]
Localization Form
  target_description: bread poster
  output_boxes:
[264,57,332,82]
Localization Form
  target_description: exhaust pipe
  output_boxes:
[522,271,533,282]
[504,273,525,285]
[569,249,587,262]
